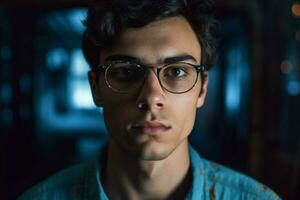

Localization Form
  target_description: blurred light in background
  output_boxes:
[224,42,250,120]
[70,81,94,109]
[0,46,11,60]
[76,138,107,161]
[292,3,300,18]
[284,41,300,96]
[0,83,12,104]
[225,47,242,116]
[69,48,94,110]
[66,8,87,34]
[280,60,293,74]
[0,82,13,126]
[47,48,68,70]
[287,81,300,95]
[35,8,106,138]
[70,48,89,76]
[223,28,250,121]
[45,8,87,34]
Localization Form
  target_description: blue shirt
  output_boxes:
[17,145,281,200]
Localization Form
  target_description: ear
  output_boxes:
[88,71,103,107]
[196,72,209,108]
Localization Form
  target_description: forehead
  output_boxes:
[101,16,201,64]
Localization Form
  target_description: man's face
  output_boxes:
[90,16,208,160]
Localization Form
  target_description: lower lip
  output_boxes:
[132,127,170,134]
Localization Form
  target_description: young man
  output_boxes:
[18,0,281,199]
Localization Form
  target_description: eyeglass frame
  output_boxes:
[92,61,207,94]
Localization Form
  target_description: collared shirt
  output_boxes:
[17,145,281,200]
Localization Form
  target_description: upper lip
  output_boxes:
[132,121,171,129]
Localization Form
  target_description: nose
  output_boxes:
[136,69,165,111]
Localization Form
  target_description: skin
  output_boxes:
[89,15,208,200]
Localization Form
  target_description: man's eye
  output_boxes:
[164,66,187,78]
[110,65,143,80]
[115,67,135,76]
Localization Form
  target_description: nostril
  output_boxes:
[137,102,163,110]
[157,103,163,107]
[138,102,148,110]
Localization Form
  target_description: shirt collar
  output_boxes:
[91,144,204,200]
[185,145,205,199]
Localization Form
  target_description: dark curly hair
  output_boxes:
[82,0,218,70]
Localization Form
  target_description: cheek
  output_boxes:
[170,94,198,133]
[102,105,128,139]
[101,94,136,131]
[173,83,201,113]
[103,100,125,116]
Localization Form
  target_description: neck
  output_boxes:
[102,140,192,200]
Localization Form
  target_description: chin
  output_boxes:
[129,143,176,161]
[138,151,171,161]
[111,134,179,161]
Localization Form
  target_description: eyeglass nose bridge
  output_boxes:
[138,65,165,92]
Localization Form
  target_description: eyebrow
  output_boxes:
[104,54,198,64]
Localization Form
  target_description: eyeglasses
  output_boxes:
[94,61,207,94]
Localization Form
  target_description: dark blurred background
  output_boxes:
[0,0,299,199]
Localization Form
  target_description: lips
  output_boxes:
[132,121,171,134]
